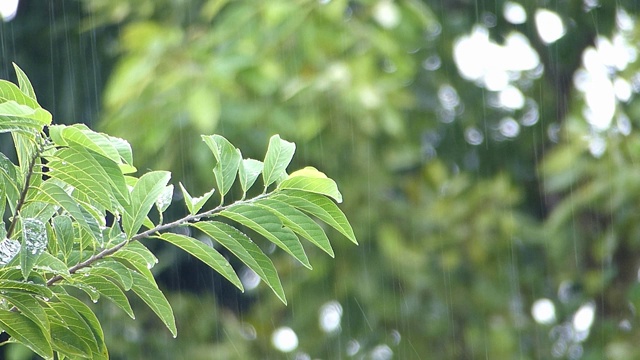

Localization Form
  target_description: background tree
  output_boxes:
[3,0,640,358]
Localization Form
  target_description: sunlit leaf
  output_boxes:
[273,190,357,244]
[238,158,264,195]
[46,300,99,358]
[256,198,334,257]
[20,218,48,279]
[278,167,342,203]
[13,63,37,100]
[262,135,295,189]
[202,135,241,198]
[122,171,171,237]
[29,181,102,243]
[178,182,215,215]
[109,244,156,284]
[46,147,116,211]
[155,184,174,214]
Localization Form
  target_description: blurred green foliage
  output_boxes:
[5,0,640,358]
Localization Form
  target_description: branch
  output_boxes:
[6,144,42,239]
[45,192,270,286]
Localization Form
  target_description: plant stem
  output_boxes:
[5,146,41,239]
[45,192,270,286]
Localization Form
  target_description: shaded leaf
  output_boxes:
[156,233,243,291]
[0,310,53,359]
[56,293,109,359]
[92,260,134,291]
[220,204,311,268]
[192,221,286,304]
[0,291,49,335]
[52,215,74,259]
[130,270,177,337]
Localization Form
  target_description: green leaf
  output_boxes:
[238,158,264,195]
[277,166,343,203]
[0,79,39,108]
[0,152,20,214]
[34,252,71,277]
[262,135,295,189]
[92,259,134,291]
[20,218,48,279]
[0,291,49,335]
[109,242,157,283]
[29,181,102,243]
[77,272,135,319]
[256,198,334,257]
[0,280,52,299]
[46,300,99,358]
[122,171,171,237]
[179,182,215,215]
[220,204,311,269]
[52,215,74,259]
[107,134,134,165]
[45,147,117,211]
[0,102,51,125]
[202,135,241,198]
[130,270,177,337]
[273,190,357,244]
[0,310,53,359]
[56,293,109,359]
[87,149,130,207]
[156,233,243,291]
[155,184,174,214]
[56,124,120,162]
[13,63,37,100]
[49,320,92,358]
[192,221,286,304]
